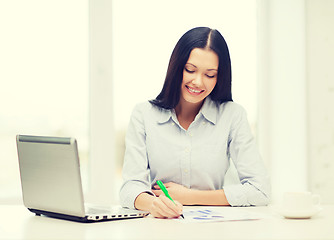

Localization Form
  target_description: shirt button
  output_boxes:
[184,169,189,173]
[185,147,190,153]
[172,122,175,126]
[202,122,206,125]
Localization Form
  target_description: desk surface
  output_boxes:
[0,204,333,240]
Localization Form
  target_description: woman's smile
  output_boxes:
[185,85,204,95]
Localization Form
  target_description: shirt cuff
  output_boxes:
[224,184,250,207]
[120,182,155,209]
[223,183,270,207]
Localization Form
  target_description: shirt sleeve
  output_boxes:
[223,105,271,206]
[119,103,154,209]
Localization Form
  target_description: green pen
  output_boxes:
[156,180,184,219]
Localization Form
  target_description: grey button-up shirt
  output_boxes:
[120,97,270,209]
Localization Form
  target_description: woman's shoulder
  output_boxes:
[131,100,170,117]
[133,100,152,111]
[214,101,249,128]
[218,101,246,116]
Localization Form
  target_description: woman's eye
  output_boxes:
[206,74,216,78]
[185,68,195,73]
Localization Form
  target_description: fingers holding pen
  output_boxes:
[159,195,183,215]
[150,195,183,219]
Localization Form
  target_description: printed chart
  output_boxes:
[177,208,265,223]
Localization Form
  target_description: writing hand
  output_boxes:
[149,194,183,218]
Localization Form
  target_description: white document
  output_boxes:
[176,207,265,223]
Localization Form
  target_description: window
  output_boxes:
[0,0,89,203]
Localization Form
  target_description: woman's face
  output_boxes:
[180,48,219,106]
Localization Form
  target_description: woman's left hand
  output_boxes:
[152,182,192,205]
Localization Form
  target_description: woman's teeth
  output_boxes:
[187,86,202,93]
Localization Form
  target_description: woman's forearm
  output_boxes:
[152,182,230,206]
[134,192,155,211]
[185,189,230,206]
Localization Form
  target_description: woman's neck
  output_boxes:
[175,99,204,130]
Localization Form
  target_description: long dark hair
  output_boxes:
[150,27,232,109]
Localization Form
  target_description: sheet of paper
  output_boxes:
[176,207,265,223]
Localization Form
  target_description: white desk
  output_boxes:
[0,204,333,240]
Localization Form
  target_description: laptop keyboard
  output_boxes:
[85,207,111,215]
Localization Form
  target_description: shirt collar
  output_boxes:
[157,107,173,124]
[199,97,218,125]
[156,97,218,125]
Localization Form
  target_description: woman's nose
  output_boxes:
[192,73,203,86]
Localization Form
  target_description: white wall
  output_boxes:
[306,0,334,203]
[259,0,334,204]
[257,0,308,203]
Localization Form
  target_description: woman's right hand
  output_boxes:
[135,193,183,218]
[149,195,183,218]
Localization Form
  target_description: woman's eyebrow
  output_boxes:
[186,63,218,71]
[185,63,197,68]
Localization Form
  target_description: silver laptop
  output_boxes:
[16,135,149,223]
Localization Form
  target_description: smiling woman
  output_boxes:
[119,27,270,219]
[111,0,259,209]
